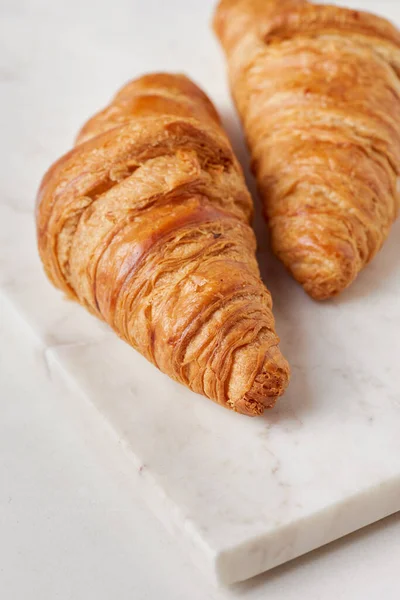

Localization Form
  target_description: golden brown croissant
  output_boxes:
[36,73,289,416]
[214,0,400,299]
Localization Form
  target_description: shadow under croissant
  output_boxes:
[256,225,314,423]
[219,105,258,200]
[220,105,313,420]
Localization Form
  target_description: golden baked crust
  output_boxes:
[36,73,289,416]
[214,0,400,299]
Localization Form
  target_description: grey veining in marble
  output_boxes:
[1,0,400,584]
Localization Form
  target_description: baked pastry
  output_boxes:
[36,73,289,416]
[214,0,400,299]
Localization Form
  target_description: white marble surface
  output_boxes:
[3,294,400,600]
[1,0,400,586]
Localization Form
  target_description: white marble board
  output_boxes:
[1,0,400,585]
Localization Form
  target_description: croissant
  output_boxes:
[36,73,290,416]
[214,0,400,299]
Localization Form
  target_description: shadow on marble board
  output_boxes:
[220,106,314,423]
[257,252,314,425]
[219,105,257,200]
[228,510,400,595]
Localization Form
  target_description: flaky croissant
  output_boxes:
[214,0,400,299]
[36,73,289,416]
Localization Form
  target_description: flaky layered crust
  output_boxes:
[36,73,289,415]
[214,0,400,299]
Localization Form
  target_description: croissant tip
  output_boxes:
[300,249,360,301]
[275,233,361,301]
[231,348,290,417]
[304,283,346,301]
